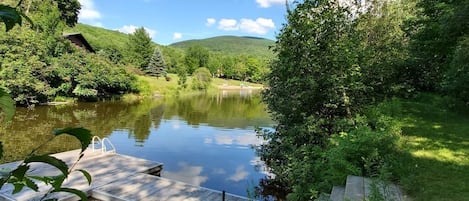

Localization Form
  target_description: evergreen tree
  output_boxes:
[146,47,167,78]
[126,27,153,70]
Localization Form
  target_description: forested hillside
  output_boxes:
[67,24,273,83]
[170,36,275,58]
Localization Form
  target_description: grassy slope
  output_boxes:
[169,35,275,58]
[396,94,469,201]
[64,23,131,51]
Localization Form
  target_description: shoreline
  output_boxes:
[217,85,263,90]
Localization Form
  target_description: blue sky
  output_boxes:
[77,0,288,45]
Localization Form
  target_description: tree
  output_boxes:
[55,0,80,27]
[0,3,92,200]
[125,27,153,70]
[191,67,212,91]
[404,0,469,91]
[356,0,414,97]
[259,0,367,199]
[145,47,167,78]
[184,45,209,74]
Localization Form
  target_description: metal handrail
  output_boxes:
[90,136,116,153]
[101,138,116,153]
[91,136,102,152]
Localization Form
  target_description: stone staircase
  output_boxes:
[328,175,411,201]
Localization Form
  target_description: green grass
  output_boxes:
[65,23,131,51]
[394,94,469,201]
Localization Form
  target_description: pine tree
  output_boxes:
[146,47,167,78]
[126,27,153,70]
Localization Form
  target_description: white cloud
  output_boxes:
[239,18,275,35]
[117,25,157,38]
[211,133,265,147]
[216,17,276,35]
[256,0,285,8]
[173,32,183,40]
[206,18,216,27]
[218,18,239,31]
[92,22,103,27]
[228,165,249,182]
[78,0,101,20]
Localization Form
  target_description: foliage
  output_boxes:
[257,0,412,200]
[145,47,167,78]
[176,66,188,89]
[0,4,25,31]
[443,35,469,104]
[357,0,414,97]
[184,45,210,74]
[0,127,92,200]
[125,27,153,70]
[191,67,212,91]
[54,0,81,27]
[404,0,469,91]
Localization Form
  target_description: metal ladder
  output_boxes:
[91,136,116,153]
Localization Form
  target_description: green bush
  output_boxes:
[282,101,402,200]
[443,35,469,104]
[191,67,212,90]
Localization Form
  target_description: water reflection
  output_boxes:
[162,162,208,186]
[228,165,250,182]
[0,90,273,198]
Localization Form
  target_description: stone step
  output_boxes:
[340,175,411,201]
[344,175,365,201]
[330,186,345,201]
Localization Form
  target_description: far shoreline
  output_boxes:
[217,85,263,90]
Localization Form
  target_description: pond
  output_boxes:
[0,90,273,198]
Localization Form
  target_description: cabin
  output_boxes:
[63,33,95,53]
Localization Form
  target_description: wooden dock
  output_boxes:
[0,149,250,201]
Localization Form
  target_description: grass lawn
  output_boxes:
[396,94,469,201]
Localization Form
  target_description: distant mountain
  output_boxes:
[170,36,276,58]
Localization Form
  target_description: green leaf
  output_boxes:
[24,177,38,192]
[11,165,29,180]
[76,169,92,185]
[51,175,65,189]
[24,155,68,176]
[52,187,87,201]
[12,183,24,194]
[0,88,15,122]
[53,127,92,152]
[0,5,22,32]
[28,176,53,185]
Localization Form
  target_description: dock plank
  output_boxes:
[93,173,249,201]
[0,149,249,201]
[0,149,163,201]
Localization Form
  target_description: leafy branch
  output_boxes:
[0,2,92,200]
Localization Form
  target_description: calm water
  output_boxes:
[0,90,273,197]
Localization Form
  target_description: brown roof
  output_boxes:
[63,33,95,53]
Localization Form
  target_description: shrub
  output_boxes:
[191,67,212,90]
[443,35,469,104]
